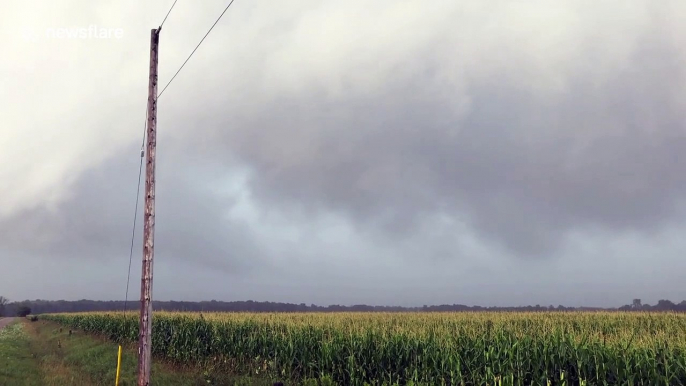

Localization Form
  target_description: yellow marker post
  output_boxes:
[115,345,122,386]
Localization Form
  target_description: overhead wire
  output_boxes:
[122,0,181,313]
[160,0,179,29]
[123,0,240,313]
[157,0,238,99]
[123,114,147,314]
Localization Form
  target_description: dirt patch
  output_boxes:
[0,317,16,329]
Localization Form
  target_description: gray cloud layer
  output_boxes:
[2,0,686,306]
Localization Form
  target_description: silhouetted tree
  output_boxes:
[656,299,676,311]
[2,298,686,315]
[16,305,31,317]
[0,296,8,317]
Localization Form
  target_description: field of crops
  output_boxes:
[42,311,686,385]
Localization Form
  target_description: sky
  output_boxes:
[1,0,686,307]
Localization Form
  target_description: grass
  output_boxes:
[0,318,273,385]
[0,319,43,385]
[43,311,686,385]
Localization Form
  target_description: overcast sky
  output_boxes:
[2,0,686,307]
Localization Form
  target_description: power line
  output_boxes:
[160,0,180,29]
[123,0,239,312]
[157,0,238,99]
[123,0,178,315]
[123,114,147,314]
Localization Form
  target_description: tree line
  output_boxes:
[0,296,30,317]
[2,297,686,315]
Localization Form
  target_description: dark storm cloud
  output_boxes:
[170,11,686,258]
[0,150,267,274]
[4,0,686,306]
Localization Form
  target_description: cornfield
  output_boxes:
[42,311,686,385]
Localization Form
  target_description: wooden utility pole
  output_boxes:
[138,27,160,386]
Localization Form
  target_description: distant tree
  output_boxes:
[656,299,675,311]
[5,298,686,314]
[633,299,642,309]
[16,305,31,317]
[0,296,8,317]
